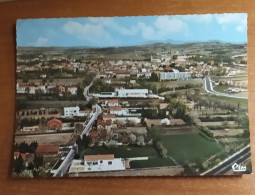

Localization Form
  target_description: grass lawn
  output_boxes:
[129,156,176,168]
[160,133,224,164]
[80,146,159,159]
[213,86,229,93]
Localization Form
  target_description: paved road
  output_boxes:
[204,76,248,99]
[81,76,102,138]
[83,75,100,101]
[201,145,251,175]
[53,148,76,177]
[80,104,102,138]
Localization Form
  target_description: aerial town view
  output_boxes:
[13,13,251,177]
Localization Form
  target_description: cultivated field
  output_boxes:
[15,132,74,145]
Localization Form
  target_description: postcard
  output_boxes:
[13,13,251,177]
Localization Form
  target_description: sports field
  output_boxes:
[129,156,176,168]
[160,132,225,164]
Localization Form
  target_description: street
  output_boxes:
[204,76,248,99]
[80,104,102,138]
[53,76,102,177]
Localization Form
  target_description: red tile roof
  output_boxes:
[89,129,99,138]
[97,119,112,127]
[100,129,107,138]
[84,154,114,161]
[47,118,62,125]
[36,145,59,154]
[105,119,112,125]
[102,114,116,119]
[108,99,118,103]
[109,106,122,111]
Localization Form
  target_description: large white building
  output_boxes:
[160,70,191,81]
[68,154,125,173]
[116,89,149,98]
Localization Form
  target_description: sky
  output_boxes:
[17,13,247,47]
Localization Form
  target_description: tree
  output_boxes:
[33,155,43,169]
[129,134,136,142]
[76,86,84,100]
[236,114,249,130]
[14,155,24,174]
[149,72,159,81]
[74,123,83,134]
[155,141,167,158]
[104,140,118,148]
[149,125,163,142]
[30,141,38,153]
[137,135,145,146]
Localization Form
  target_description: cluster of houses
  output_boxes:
[16,51,248,101]
[16,82,78,96]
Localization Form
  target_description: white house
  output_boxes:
[108,106,127,116]
[130,80,136,84]
[83,154,125,172]
[64,106,86,117]
[16,83,26,94]
[29,86,36,94]
[107,99,119,107]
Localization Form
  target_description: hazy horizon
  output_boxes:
[17,13,247,48]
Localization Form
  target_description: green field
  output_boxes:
[160,133,225,164]
[129,156,176,168]
[79,132,225,168]
[213,86,229,93]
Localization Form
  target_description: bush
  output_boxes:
[154,141,168,158]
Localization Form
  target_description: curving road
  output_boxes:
[83,74,100,101]
[204,76,248,99]
[53,75,102,177]
[81,75,102,138]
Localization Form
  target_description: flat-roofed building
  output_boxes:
[160,71,191,81]
[63,106,86,117]
[116,88,149,98]
[84,154,125,172]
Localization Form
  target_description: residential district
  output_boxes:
[13,42,251,177]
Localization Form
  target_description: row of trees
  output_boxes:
[14,141,38,153]
[148,126,168,158]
